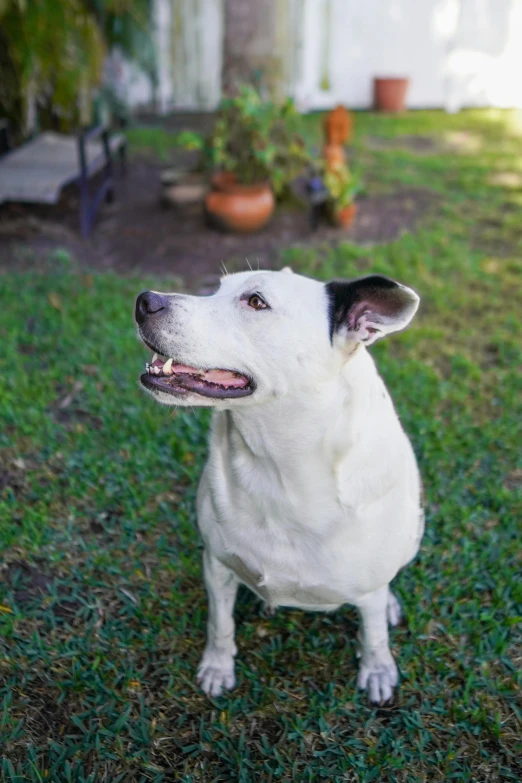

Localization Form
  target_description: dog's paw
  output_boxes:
[196,648,236,697]
[260,602,277,618]
[357,653,398,704]
[386,590,402,627]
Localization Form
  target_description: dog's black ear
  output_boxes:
[326,275,419,345]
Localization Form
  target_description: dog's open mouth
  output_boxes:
[140,354,254,399]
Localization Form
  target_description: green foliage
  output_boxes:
[1,109,522,781]
[97,0,156,83]
[323,162,364,211]
[178,86,311,196]
[125,126,184,161]
[0,0,154,134]
[173,130,205,151]
[0,0,105,131]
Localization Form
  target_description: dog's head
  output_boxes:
[135,269,419,407]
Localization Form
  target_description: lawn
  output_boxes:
[1,109,521,782]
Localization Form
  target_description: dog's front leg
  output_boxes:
[355,585,399,703]
[196,550,239,697]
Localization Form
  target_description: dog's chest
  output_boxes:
[201,400,420,609]
[213,486,366,609]
[219,525,349,610]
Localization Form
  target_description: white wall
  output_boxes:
[114,0,522,112]
[168,0,224,110]
[292,0,522,111]
[445,0,522,111]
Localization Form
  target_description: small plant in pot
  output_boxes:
[177,86,311,233]
[323,163,362,228]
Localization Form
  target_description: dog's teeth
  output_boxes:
[151,353,158,363]
[163,358,173,375]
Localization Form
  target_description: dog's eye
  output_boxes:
[247,294,268,310]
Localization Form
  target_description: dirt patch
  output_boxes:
[0,157,438,286]
[471,215,522,258]
[5,561,81,619]
[444,130,483,154]
[348,188,436,244]
[0,454,30,498]
[364,134,440,154]
[503,469,522,492]
[364,132,487,157]
[52,407,104,431]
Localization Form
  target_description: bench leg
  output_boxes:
[80,181,90,237]
[119,142,127,177]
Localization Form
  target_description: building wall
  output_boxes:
[291,0,522,112]
[118,0,522,112]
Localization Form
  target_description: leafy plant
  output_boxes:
[323,162,363,212]
[178,86,311,197]
[0,0,154,135]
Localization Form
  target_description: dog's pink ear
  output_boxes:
[326,275,419,345]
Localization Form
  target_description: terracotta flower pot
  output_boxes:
[324,105,352,145]
[373,77,410,113]
[334,203,357,229]
[206,172,275,233]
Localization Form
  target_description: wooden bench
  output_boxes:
[0,126,127,236]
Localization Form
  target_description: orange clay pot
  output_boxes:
[324,105,352,145]
[333,203,357,229]
[323,143,346,172]
[206,172,275,233]
[373,77,410,113]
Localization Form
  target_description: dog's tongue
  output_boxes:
[152,359,248,389]
[202,369,247,388]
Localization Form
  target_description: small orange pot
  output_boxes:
[206,172,275,233]
[373,77,410,113]
[333,203,357,229]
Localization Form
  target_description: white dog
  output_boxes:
[135,268,424,703]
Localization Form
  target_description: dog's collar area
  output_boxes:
[142,354,254,399]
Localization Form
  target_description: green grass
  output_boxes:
[125,127,185,161]
[1,110,522,782]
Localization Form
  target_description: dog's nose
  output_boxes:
[135,292,167,325]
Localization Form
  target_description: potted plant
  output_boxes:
[177,87,311,233]
[323,162,362,228]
